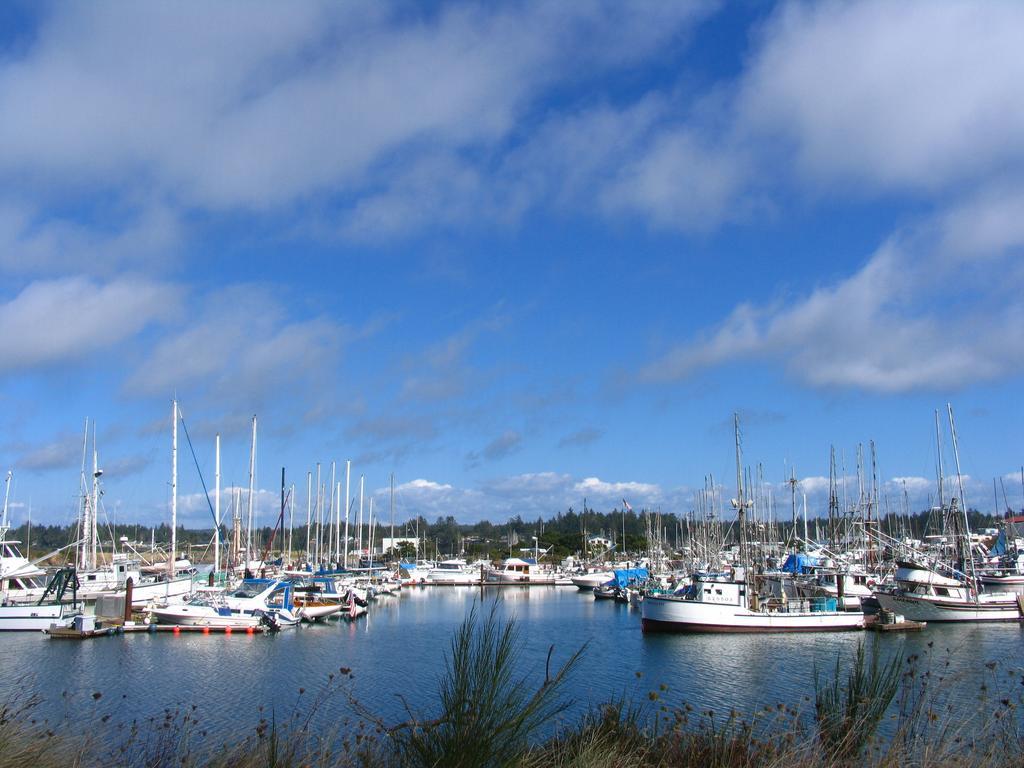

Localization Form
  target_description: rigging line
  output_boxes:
[178,412,220,530]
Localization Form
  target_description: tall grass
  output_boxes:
[815,640,901,762]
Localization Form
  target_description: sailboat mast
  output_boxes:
[358,475,364,560]
[733,413,747,574]
[78,417,89,570]
[1,470,10,530]
[390,473,395,559]
[214,433,221,577]
[170,401,178,577]
[305,471,312,560]
[314,462,321,566]
[288,483,295,565]
[92,428,99,568]
[946,403,976,590]
[368,497,374,562]
[246,415,256,566]
[343,461,351,568]
[935,409,945,509]
[329,461,337,561]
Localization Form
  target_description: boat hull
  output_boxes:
[150,606,259,628]
[297,603,342,621]
[0,603,81,631]
[641,595,865,633]
[571,573,614,590]
[874,591,1022,622]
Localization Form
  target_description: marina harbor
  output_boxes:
[1,2,1022,763]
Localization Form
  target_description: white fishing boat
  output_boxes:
[79,553,193,606]
[643,414,865,634]
[485,557,561,585]
[642,573,865,633]
[873,561,1022,622]
[1,527,49,601]
[0,568,82,632]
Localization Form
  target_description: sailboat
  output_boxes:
[642,415,864,633]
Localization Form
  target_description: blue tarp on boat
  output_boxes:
[611,568,649,588]
[990,529,1008,557]
[780,553,821,574]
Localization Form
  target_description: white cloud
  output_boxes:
[888,476,933,495]
[639,212,1024,392]
[796,476,830,496]
[599,129,745,231]
[739,1,1024,193]
[0,276,181,371]
[574,477,661,499]
[396,479,453,493]
[0,2,713,216]
[483,472,573,497]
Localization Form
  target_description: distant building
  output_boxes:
[380,537,419,553]
[588,535,612,549]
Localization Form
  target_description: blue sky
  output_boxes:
[1,1,1023,529]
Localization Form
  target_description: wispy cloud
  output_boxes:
[0,277,182,372]
[466,431,523,467]
[125,284,354,408]
[557,427,604,449]
[640,216,1024,392]
[12,432,82,472]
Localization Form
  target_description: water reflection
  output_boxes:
[1,587,1021,739]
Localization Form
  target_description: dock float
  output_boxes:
[45,620,274,638]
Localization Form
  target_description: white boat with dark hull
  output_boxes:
[642,574,865,633]
[873,561,1022,623]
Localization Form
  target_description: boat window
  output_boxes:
[231,583,264,598]
[935,587,950,597]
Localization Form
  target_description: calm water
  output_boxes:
[2,587,1022,739]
